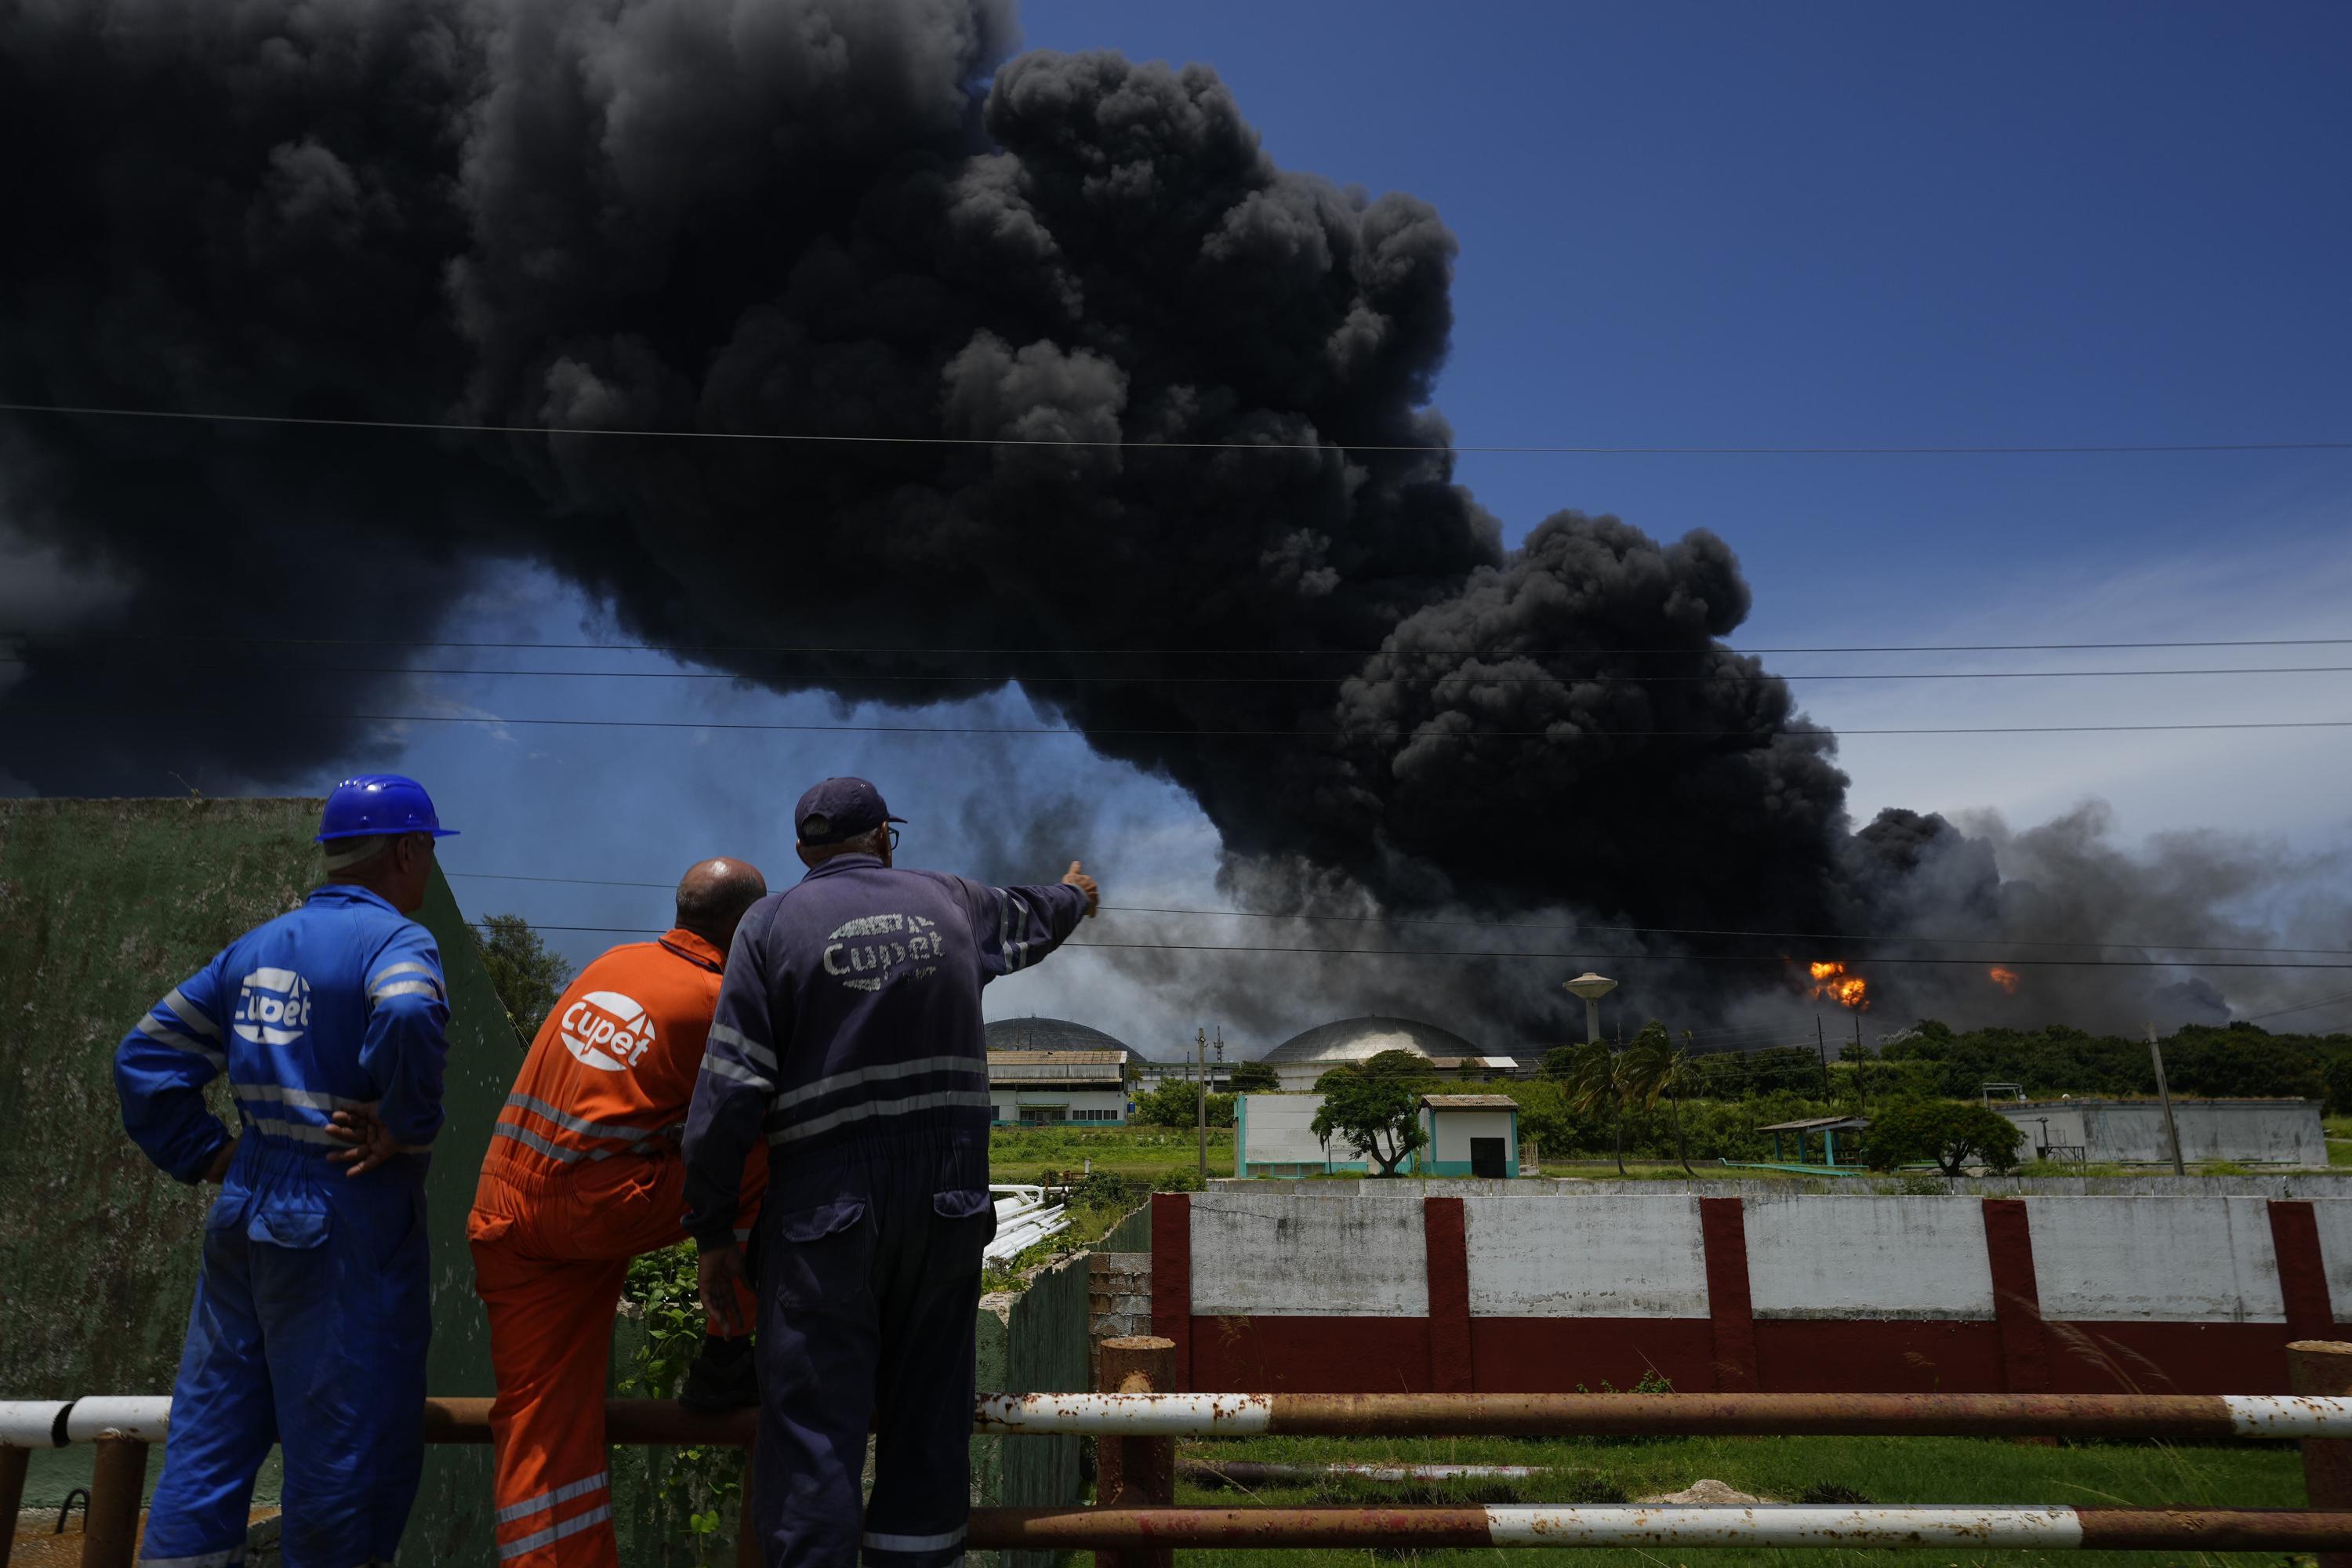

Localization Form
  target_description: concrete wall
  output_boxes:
[1150,1182,2352,1396]
[0,797,514,1563]
[1998,1099,2325,1165]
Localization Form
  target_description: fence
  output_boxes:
[14,1339,2352,1566]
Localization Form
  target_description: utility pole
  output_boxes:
[1196,1026,1209,1186]
[1816,1014,1833,1102]
[1854,1013,1867,1113]
[2147,1022,2186,1176]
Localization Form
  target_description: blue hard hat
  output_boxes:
[316,774,460,842]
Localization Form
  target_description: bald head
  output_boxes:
[675,858,768,951]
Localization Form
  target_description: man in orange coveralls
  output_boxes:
[470,857,770,1565]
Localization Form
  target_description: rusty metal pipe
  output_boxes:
[965,1504,2352,1552]
[82,1436,150,1568]
[2291,1340,2352,1568]
[1094,1338,1175,1568]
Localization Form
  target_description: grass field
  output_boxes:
[1164,1430,2309,1568]
[989,1123,1233,1186]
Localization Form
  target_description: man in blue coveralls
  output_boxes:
[114,774,457,1567]
[683,777,1099,1568]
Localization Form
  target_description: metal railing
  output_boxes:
[10,1339,2352,1566]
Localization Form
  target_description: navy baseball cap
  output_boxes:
[794,777,906,845]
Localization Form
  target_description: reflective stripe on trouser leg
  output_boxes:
[138,1229,276,1567]
[472,1222,626,1568]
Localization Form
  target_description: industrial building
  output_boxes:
[1258,1015,1518,1091]
[1417,1094,1522,1178]
[1233,1093,1374,1177]
[985,1048,1129,1124]
[1994,1098,2325,1166]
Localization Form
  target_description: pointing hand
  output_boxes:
[1061,860,1100,918]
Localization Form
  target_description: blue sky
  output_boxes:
[104,2,2352,1047]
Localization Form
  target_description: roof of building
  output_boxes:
[1756,1114,1871,1133]
[1264,1014,1487,1065]
[982,1016,1152,1060]
[1428,1056,1521,1072]
[986,1049,1125,1066]
[1421,1094,1519,1109]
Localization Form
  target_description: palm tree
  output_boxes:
[1555,1039,1638,1176]
[1622,1024,1698,1176]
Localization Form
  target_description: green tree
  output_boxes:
[1864,1100,2026,1177]
[1310,1054,1431,1177]
[470,913,573,1047]
[1133,1077,1235,1128]
[1227,1060,1280,1094]
[1624,1025,1699,1176]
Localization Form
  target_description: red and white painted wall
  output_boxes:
[1148,1186,2352,1396]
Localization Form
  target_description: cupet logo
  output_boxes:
[234,967,313,1047]
[561,990,656,1073]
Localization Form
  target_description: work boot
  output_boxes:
[679,1333,759,1410]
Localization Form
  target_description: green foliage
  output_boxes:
[470,912,574,1046]
[1310,1058,1429,1176]
[1227,1059,1281,1093]
[1864,1098,2026,1176]
[1131,1078,1236,1127]
[1878,1018,2333,1101]
[619,1243,741,1530]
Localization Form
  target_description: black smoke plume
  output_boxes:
[2,2,2331,1035]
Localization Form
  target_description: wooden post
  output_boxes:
[82,1436,150,1568]
[2147,1022,2186,1176]
[0,1445,30,1568]
[2289,1338,2352,1568]
[735,1436,761,1568]
[1095,1336,1176,1568]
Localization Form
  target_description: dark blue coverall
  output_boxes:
[114,884,448,1567]
[682,855,1087,1568]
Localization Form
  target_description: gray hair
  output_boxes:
[321,834,393,873]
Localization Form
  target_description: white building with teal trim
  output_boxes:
[1416,1094,1520,1178]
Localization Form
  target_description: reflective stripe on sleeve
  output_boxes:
[773,1054,982,1112]
[368,960,445,999]
[699,1054,775,1092]
[161,987,220,1039]
[241,1116,343,1147]
[708,1022,778,1073]
[369,980,442,1003]
[767,1090,994,1146]
[137,1014,226,1068]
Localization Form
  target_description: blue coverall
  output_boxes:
[683,855,1087,1568]
[114,884,449,1568]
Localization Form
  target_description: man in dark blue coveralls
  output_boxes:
[682,777,1099,1568]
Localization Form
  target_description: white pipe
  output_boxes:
[2226,1394,2352,1436]
[0,1400,71,1448]
[1482,1504,2083,1548]
[64,1396,172,1443]
[975,1392,1275,1434]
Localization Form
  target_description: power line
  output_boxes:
[441,871,2352,957]
[19,655,2352,686]
[12,630,2352,658]
[500,923,2352,968]
[2245,989,2352,1024]
[29,705,2352,740]
[5,399,2348,455]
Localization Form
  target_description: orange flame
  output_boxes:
[1808,960,1870,1011]
[1988,966,2020,995]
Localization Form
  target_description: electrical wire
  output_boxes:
[16,655,2352,685]
[441,871,2352,957]
[12,630,2352,658]
[5,399,2348,455]
[25,705,2352,739]
[495,923,2352,968]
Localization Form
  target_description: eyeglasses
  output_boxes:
[884,827,901,851]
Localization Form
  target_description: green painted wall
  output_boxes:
[0,797,514,1561]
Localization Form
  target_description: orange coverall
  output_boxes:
[470,927,766,1566]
